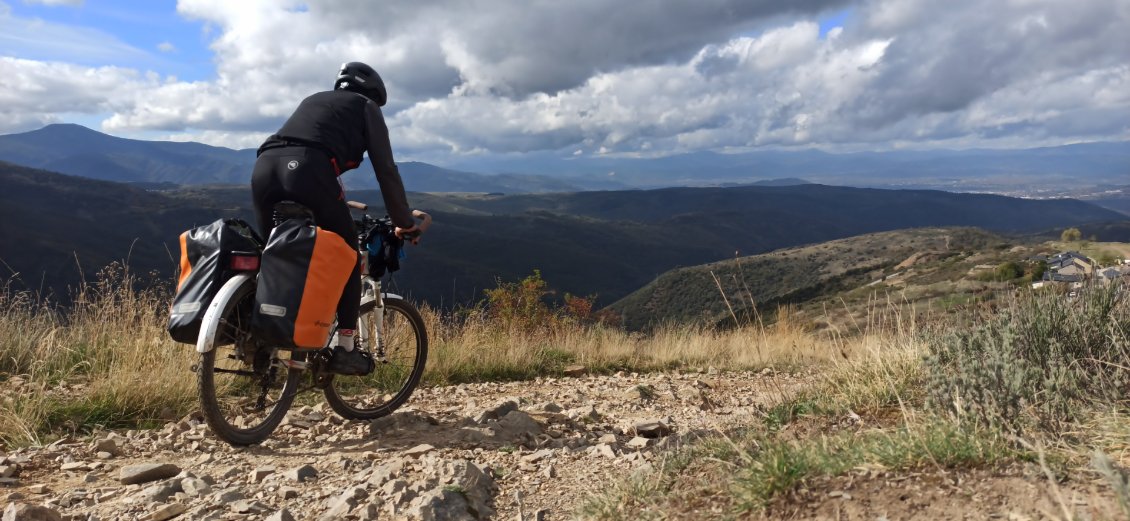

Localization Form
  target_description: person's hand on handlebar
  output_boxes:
[395,210,432,245]
[395,224,421,245]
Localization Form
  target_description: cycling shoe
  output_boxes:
[326,346,375,376]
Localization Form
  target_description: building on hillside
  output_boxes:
[1033,251,1097,290]
[1097,266,1130,285]
[1056,264,1086,277]
[1045,251,1094,276]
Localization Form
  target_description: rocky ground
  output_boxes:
[1,369,806,520]
[4,369,1122,520]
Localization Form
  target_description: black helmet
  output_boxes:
[335,62,387,106]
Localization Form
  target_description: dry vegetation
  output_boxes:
[3,264,1129,519]
[583,282,1130,520]
[0,269,873,448]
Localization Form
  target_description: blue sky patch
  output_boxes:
[1,0,213,81]
[819,8,851,37]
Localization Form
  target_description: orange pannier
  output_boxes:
[251,218,357,349]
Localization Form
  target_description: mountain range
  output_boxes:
[1,124,1128,196]
[0,124,578,193]
[2,160,1125,312]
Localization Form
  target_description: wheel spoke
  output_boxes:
[324,299,427,420]
[197,281,304,446]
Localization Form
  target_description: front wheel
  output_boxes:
[197,278,304,446]
[323,297,428,420]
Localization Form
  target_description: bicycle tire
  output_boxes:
[323,297,428,420]
[197,279,303,446]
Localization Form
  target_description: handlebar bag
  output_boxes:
[252,218,357,349]
[167,219,262,344]
[364,231,404,278]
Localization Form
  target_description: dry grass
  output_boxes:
[0,264,197,446]
[421,303,873,384]
[0,266,910,447]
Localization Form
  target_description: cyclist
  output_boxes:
[251,61,418,376]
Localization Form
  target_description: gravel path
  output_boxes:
[1,369,805,520]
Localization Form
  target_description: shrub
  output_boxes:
[481,270,608,333]
[994,261,1023,281]
[925,282,1129,434]
[482,269,556,333]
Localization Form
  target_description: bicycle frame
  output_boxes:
[359,275,405,362]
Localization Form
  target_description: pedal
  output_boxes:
[309,348,334,389]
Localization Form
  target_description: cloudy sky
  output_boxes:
[1,0,1127,162]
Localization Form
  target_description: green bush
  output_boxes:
[925,282,1129,434]
[995,261,1023,281]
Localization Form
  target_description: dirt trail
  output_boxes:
[4,369,1124,520]
[1,370,805,520]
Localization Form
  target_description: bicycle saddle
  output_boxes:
[272,201,314,225]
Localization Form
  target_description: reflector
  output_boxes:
[230,255,260,271]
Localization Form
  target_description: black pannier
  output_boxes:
[167,219,262,344]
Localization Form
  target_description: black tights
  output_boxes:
[251,147,361,330]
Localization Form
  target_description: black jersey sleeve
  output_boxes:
[363,101,414,228]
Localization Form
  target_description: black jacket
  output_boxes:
[259,90,413,228]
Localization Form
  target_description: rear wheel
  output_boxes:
[323,297,427,420]
[198,280,303,446]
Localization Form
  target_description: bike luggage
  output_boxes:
[252,218,357,349]
[168,219,262,344]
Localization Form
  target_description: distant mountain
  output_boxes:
[344,161,580,193]
[372,183,1126,234]
[748,177,812,187]
[0,124,579,193]
[3,161,1124,311]
[447,141,1130,189]
[0,124,256,184]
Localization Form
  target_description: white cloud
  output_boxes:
[157,41,176,53]
[159,129,269,150]
[1,0,1128,157]
[0,57,155,133]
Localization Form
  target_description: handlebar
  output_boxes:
[347,201,431,243]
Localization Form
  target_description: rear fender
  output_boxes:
[196,274,255,353]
